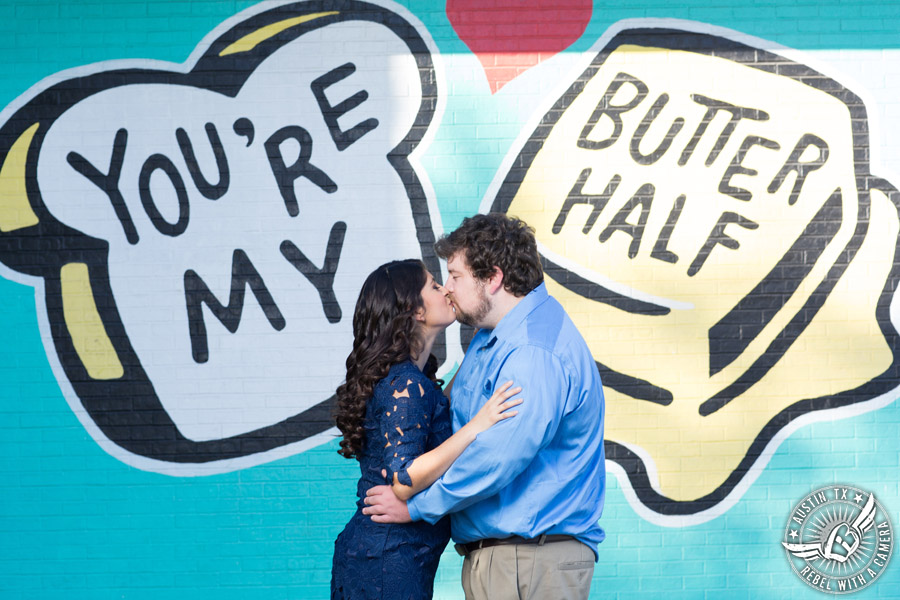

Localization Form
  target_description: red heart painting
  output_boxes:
[447,0,593,93]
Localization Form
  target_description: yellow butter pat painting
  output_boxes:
[489,25,900,517]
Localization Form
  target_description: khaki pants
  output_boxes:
[461,538,594,600]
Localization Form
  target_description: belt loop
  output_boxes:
[537,534,547,546]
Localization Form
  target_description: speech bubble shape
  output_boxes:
[488,22,900,517]
[0,0,450,474]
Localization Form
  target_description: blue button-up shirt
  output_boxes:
[407,283,606,559]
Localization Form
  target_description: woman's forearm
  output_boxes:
[389,422,478,501]
[390,378,520,501]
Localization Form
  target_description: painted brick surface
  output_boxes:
[2,1,900,599]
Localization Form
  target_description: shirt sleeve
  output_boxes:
[408,345,568,523]
[377,371,434,487]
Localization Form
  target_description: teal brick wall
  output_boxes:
[2,1,900,598]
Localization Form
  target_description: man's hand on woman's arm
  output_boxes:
[363,485,413,523]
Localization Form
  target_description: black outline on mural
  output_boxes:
[491,27,900,515]
[0,0,443,464]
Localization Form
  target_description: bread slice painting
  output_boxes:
[0,0,446,474]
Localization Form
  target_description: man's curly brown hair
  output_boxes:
[434,213,543,297]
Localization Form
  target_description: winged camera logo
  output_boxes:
[782,485,893,594]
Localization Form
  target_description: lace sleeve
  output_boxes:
[378,373,433,487]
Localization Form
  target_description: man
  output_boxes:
[363,213,605,600]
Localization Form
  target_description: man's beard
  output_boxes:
[452,281,491,328]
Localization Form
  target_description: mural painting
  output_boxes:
[487,21,900,520]
[2,0,899,597]
[0,1,451,473]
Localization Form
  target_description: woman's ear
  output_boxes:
[414,306,426,322]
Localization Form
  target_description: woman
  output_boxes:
[331,259,521,600]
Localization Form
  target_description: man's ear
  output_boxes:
[485,267,505,295]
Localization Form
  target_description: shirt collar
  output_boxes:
[478,282,548,349]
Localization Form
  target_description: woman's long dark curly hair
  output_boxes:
[334,259,441,460]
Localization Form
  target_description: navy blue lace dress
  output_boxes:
[331,360,452,600]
